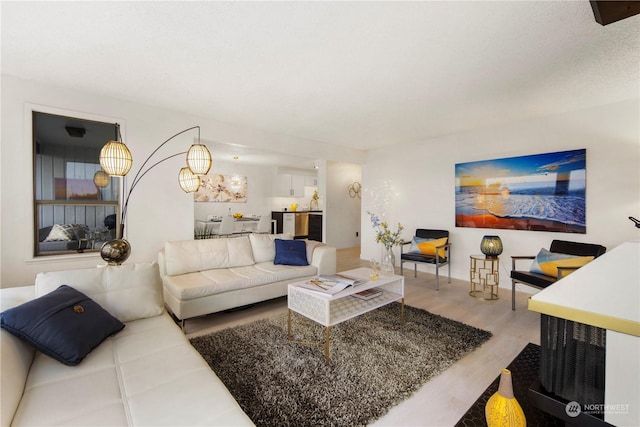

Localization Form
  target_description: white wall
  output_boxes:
[193,161,274,221]
[325,161,362,249]
[0,75,363,287]
[361,99,640,291]
[3,74,637,287]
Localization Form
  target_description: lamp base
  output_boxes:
[100,239,131,265]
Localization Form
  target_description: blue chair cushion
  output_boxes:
[0,285,125,366]
[274,239,309,266]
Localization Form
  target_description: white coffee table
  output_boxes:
[287,267,405,365]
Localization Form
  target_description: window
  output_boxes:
[33,111,120,256]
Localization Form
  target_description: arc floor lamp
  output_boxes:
[98,124,212,265]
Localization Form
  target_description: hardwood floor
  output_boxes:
[185,247,540,426]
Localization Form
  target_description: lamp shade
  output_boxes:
[481,235,503,259]
[186,144,212,175]
[100,140,132,176]
[93,170,110,188]
[178,167,200,193]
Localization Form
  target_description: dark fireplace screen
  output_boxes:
[540,314,606,406]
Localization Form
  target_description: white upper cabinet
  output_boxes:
[273,172,318,197]
[291,175,305,195]
[273,174,305,197]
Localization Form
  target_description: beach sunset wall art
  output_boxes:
[455,149,586,233]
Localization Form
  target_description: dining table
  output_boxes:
[195,217,275,237]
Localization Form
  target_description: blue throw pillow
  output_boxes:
[0,285,125,366]
[274,239,309,266]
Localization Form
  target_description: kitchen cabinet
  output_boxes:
[272,211,315,238]
[272,212,283,233]
[273,174,305,197]
[304,175,318,187]
[308,213,322,241]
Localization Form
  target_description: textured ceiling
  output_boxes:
[2,1,639,152]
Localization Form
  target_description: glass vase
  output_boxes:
[381,246,395,276]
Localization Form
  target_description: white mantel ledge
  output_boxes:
[528,241,640,337]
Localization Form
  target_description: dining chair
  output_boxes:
[216,216,236,237]
[254,215,273,234]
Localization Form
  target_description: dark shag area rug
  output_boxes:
[190,302,492,427]
[455,343,563,427]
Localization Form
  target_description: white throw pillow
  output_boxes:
[34,263,164,323]
[44,224,75,241]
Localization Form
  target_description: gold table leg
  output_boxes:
[324,327,330,366]
[287,310,332,365]
[401,297,405,331]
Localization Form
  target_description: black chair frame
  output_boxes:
[400,229,451,290]
[510,239,606,310]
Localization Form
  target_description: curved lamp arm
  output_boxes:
[127,126,200,195]
[115,126,205,239]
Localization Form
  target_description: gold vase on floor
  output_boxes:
[485,368,526,427]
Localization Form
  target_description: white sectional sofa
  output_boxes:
[158,233,337,325]
[0,263,254,427]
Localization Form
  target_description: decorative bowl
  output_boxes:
[233,213,243,219]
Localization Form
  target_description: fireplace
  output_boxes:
[540,315,606,406]
[528,242,639,426]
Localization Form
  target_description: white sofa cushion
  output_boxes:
[248,233,292,263]
[34,263,163,323]
[165,236,255,276]
[10,313,253,426]
[0,286,37,427]
[163,263,318,302]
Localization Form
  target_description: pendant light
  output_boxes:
[99,124,132,176]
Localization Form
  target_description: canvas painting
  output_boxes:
[195,174,247,203]
[455,149,586,233]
